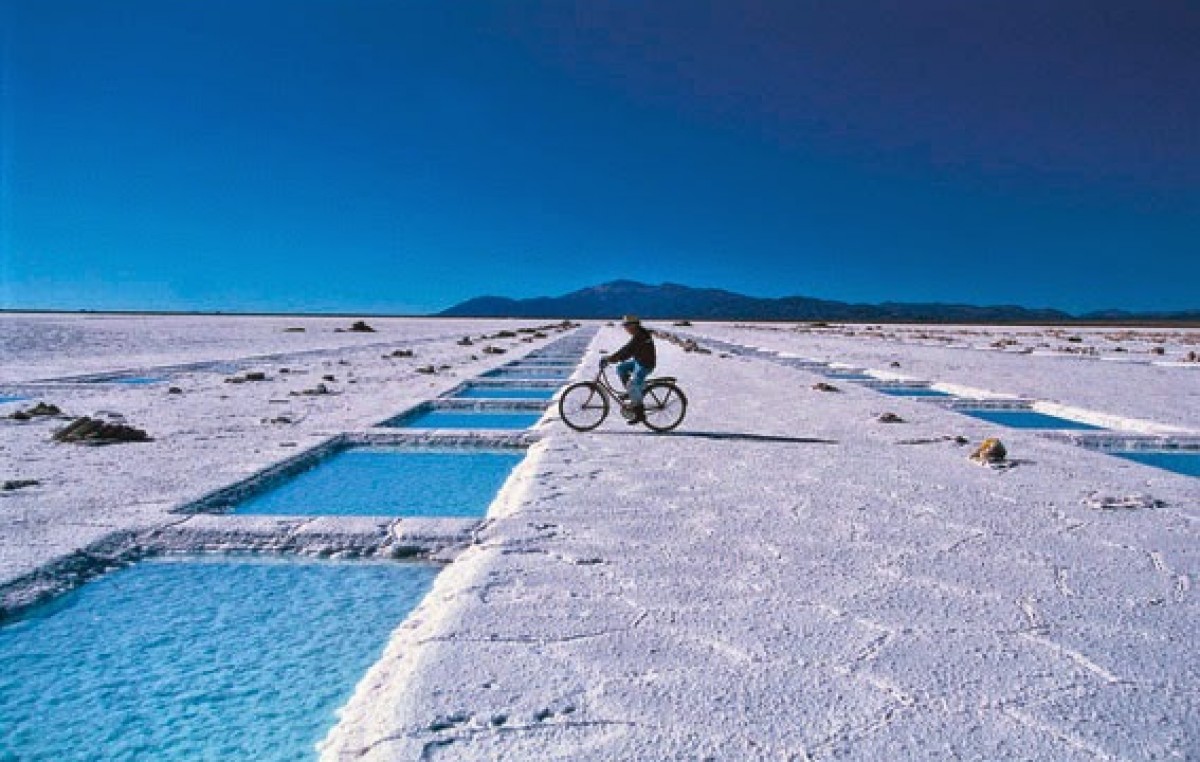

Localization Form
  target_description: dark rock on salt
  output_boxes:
[290,383,332,396]
[53,416,150,444]
[348,320,376,333]
[812,382,840,392]
[2,479,40,491]
[10,402,62,420]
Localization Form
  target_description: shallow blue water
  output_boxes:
[506,359,577,366]
[396,409,543,430]
[1114,451,1200,479]
[102,375,168,385]
[452,386,556,400]
[235,446,523,516]
[0,395,26,404]
[878,387,954,398]
[960,409,1103,430]
[824,373,874,381]
[483,370,571,379]
[0,557,438,761]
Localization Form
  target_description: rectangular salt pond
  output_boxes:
[394,409,544,430]
[824,372,874,381]
[234,446,524,516]
[1114,451,1200,479]
[878,387,954,398]
[959,409,1103,430]
[452,386,557,400]
[0,395,26,404]
[0,556,438,762]
[91,375,168,385]
[483,369,571,379]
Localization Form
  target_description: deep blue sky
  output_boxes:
[2,0,1197,314]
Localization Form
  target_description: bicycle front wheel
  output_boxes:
[642,382,687,432]
[558,382,610,431]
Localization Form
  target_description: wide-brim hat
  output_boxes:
[621,314,641,325]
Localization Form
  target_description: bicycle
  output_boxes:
[558,362,688,432]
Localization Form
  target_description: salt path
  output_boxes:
[2,316,1197,760]
[325,323,1198,760]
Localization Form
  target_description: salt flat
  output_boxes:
[0,314,566,586]
[325,322,1197,760]
[2,316,1197,760]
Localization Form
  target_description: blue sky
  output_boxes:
[2,0,1197,314]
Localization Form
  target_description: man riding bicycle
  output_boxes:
[600,315,657,425]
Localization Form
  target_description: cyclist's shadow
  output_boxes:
[593,429,837,445]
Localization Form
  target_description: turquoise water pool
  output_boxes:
[483,370,571,380]
[960,409,1103,430]
[0,557,438,761]
[234,446,523,516]
[452,386,556,400]
[878,387,954,398]
[98,375,168,385]
[0,395,26,404]
[393,409,544,430]
[1114,451,1200,479]
[823,372,874,381]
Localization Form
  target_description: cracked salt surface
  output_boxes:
[322,322,1199,760]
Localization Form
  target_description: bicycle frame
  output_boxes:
[592,365,632,409]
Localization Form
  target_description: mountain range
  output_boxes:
[439,281,1199,323]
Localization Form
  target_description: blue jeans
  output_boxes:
[616,359,651,407]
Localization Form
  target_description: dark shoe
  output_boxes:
[626,405,645,425]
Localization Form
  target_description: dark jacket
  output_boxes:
[609,327,656,370]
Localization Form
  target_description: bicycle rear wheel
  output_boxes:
[642,382,687,432]
[558,382,610,431]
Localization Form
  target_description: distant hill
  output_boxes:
[439,280,1200,323]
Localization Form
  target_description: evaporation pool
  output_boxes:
[483,371,571,381]
[824,373,874,381]
[394,409,544,430]
[235,446,523,516]
[959,409,1103,430]
[878,387,954,398]
[0,395,26,404]
[452,386,556,400]
[0,557,438,762]
[96,375,168,385]
[1114,451,1200,479]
